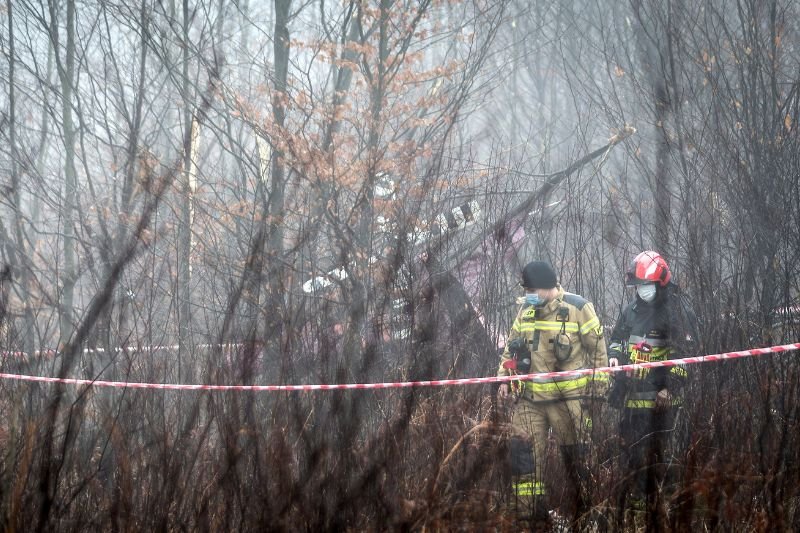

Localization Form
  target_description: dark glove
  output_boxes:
[607,375,628,409]
[507,338,531,374]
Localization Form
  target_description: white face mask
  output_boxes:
[637,284,657,302]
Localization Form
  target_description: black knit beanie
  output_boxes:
[521,261,558,289]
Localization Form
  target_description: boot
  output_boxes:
[512,476,550,528]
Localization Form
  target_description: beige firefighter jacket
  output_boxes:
[498,285,609,402]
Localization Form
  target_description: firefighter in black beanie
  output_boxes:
[498,261,608,526]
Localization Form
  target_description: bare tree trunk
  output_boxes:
[1,1,37,357]
[632,0,673,255]
[1,0,19,352]
[653,84,671,254]
[322,3,362,151]
[50,0,78,344]
[264,0,292,353]
[178,0,195,378]
[114,0,152,350]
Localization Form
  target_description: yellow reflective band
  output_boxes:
[579,316,600,335]
[514,481,546,496]
[625,398,682,408]
[524,373,609,392]
[516,321,579,333]
[670,366,688,377]
[538,320,579,332]
[527,372,609,385]
[526,376,591,393]
[626,399,656,408]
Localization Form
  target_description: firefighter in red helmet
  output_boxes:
[608,251,699,520]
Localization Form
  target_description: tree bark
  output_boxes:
[50,0,78,344]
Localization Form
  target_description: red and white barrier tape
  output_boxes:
[0,342,798,392]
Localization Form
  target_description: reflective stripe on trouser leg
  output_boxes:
[514,479,546,496]
[511,474,548,521]
[511,398,588,507]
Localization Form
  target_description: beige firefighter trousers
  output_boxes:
[512,397,589,486]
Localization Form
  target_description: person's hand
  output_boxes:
[655,388,671,411]
[609,357,619,367]
[498,383,510,399]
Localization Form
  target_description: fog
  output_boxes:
[0,0,798,529]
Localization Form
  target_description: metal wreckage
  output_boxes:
[299,133,634,380]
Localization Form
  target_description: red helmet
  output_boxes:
[626,251,671,287]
